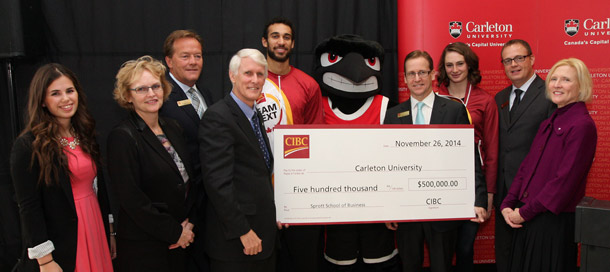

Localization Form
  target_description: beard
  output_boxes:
[267,46,292,62]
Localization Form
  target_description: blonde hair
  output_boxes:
[546,58,593,103]
[113,55,172,110]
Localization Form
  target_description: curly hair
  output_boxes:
[23,63,100,185]
[113,55,172,110]
[437,42,481,87]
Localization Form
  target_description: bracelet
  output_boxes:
[110,232,117,236]
[39,259,54,266]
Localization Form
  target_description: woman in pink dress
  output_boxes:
[10,63,115,271]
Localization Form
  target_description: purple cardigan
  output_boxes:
[500,102,597,221]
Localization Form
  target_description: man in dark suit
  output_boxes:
[160,29,214,271]
[384,50,487,272]
[199,48,277,272]
[493,39,555,272]
[161,29,214,181]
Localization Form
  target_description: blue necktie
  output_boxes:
[252,113,271,170]
[415,102,426,125]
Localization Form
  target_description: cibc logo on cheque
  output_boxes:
[284,135,309,159]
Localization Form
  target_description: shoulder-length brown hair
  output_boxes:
[22,63,100,185]
[437,42,482,87]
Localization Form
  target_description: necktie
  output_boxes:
[415,102,426,125]
[188,88,203,118]
[510,89,523,122]
[252,112,271,170]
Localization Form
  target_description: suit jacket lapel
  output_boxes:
[58,170,76,211]
[509,75,545,128]
[161,118,194,180]
[169,77,201,124]
[498,89,511,128]
[396,100,413,124]
[199,86,214,108]
[429,94,447,124]
[131,112,182,181]
[225,95,266,157]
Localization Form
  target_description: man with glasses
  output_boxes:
[385,50,487,272]
[493,39,555,272]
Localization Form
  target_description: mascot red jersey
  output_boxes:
[314,34,399,271]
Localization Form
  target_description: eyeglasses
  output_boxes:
[405,70,432,79]
[501,55,531,66]
[129,84,162,95]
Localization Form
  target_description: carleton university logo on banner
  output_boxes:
[565,19,579,37]
[449,21,462,38]
[284,135,309,159]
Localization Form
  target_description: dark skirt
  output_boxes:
[114,238,186,272]
[509,211,577,272]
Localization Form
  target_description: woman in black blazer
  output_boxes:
[107,56,196,271]
[10,63,114,271]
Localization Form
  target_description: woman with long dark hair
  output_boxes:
[10,63,114,271]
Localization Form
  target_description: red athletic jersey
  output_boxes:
[322,95,389,125]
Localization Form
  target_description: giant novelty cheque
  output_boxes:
[274,125,476,224]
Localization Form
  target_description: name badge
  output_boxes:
[397,110,410,118]
[177,99,192,106]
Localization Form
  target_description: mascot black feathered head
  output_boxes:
[314,34,384,100]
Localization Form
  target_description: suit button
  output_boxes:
[523,192,528,198]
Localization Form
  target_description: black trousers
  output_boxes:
[277,225,324,272]
[209,250,276,272]
[396,222,457,272]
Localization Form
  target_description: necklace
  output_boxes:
[60,137,80,150]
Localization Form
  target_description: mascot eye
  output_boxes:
[320,53,343,67]
[365,57,381,71]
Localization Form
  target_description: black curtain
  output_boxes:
[0,0,397,269]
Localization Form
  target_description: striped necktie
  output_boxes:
[188,88,203,118]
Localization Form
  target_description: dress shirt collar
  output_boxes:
[512,73,537,94]
[169,72,198,95]
[230,92,256,121]
[410,91,435,124]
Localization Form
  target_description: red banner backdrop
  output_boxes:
[398,0,610,265]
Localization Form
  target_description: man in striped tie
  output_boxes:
[160,29,215,272]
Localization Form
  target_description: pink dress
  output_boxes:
[63,138,113,271]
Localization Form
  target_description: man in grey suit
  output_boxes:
[494,39,555,272]
[199,49,276,272]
